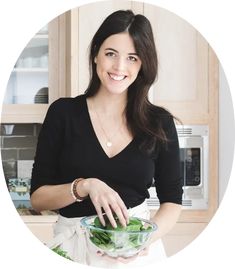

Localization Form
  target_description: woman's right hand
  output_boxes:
[80,178,129,228]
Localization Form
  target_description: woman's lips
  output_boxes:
[108,73,126,81]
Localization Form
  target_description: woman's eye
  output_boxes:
[128,56,138,62]
[105,52,116,57]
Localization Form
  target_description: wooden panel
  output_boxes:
[1,104,48,123]
[162,222,207,257]
[144,5,209,123]
[26,223,55,244]
[208,47,219,215]
[48,17,59,103]
[49,14,68,100]
[69,8,79,97]
[131,1,144,13]
[58,12,70,98]
[23,216,58,244]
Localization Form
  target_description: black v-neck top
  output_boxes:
[31,95,182,217]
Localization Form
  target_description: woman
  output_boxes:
[30,9,182,267]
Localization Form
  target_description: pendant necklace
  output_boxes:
[92,99,124,148]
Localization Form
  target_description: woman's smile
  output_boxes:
[108,73,127,81]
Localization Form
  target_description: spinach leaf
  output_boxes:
[51,246,72,260]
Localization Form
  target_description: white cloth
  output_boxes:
[47,201,166,268]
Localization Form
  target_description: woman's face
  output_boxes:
[95,32,142,95]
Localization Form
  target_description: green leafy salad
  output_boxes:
[89,216,152,252]
[51,246,72,260]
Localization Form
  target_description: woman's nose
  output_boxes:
[113,57,126,72]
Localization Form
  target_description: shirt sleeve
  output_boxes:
[154,116,183,205]
[30,99,65,195]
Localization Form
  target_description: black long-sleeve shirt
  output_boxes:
[30,94,182,217]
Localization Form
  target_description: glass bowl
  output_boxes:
[80,215,157,258]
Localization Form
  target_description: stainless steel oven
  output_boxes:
[147,125,209,210]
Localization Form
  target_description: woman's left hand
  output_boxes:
[96,247,149,264]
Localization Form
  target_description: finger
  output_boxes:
[138,247,149,256]
[93,204,106,226]
[97,252,120,263]
[97,251,138,264]
[116,255,138,263]
[120,204,129,225]
[111,204,127,227]
[102,203,117,228]
[114,194,129,225]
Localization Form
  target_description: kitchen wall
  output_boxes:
[0,124,41,182]
[219,65,235,203]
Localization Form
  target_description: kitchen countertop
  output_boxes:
[11,199,57,216]
[17,208,58,216]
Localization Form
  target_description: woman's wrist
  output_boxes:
[70,178,88,202]
[77,178,90,197]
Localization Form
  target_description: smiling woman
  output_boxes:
[30,9,182,267]
[94,33,142,96]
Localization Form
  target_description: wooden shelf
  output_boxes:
[13,68,48,72]
[1,104,49,123]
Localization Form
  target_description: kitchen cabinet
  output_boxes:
[23,215,58,244]
[162,222,208,257]
[1,13,69,123]
[144,5,216,125]
[2,1,214,125]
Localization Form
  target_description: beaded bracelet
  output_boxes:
[70,178,87,202]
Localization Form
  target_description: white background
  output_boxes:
[0,0,234,268]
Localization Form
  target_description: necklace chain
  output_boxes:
[92,99,124,147]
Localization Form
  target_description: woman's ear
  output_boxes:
[94,57,97,64]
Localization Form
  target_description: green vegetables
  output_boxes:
[89,216,152,252]
[51,246,72,260]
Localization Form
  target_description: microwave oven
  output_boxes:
[147,125,209,210]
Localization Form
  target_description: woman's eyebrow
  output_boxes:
[105,48,118,53]
[105,48,138,56]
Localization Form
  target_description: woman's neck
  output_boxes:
[90,90,127,118]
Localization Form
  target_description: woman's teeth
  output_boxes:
[109,73,126,81]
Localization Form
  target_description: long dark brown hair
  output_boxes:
[84,10,176,155]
